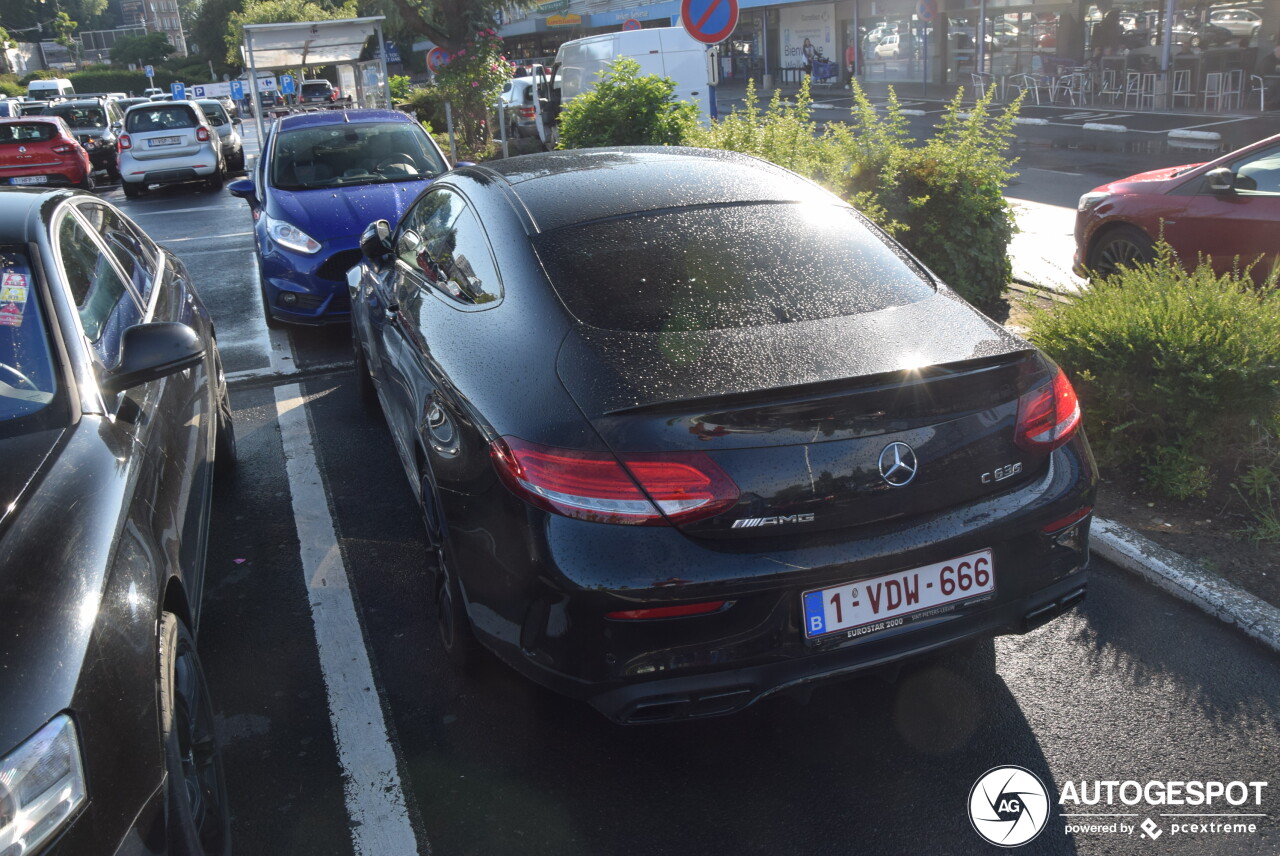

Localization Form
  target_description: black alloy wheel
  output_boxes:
[213,350,237,481]
[159,613,231,856]
[423,487,481,670]
[1088,225,1155,278]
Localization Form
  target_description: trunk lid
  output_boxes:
[556,292,1052,538]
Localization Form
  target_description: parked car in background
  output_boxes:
[1149,20,1234,47]
[197,98,245,173]
[874,33,908,58]
[142,87,164,98]
[245,89,283,117]
[0,99,23,118]
[1208,8,1261,39]
[498,77,537,138]
[0,186,234,855]
[0,116,94,190]
[349,146,1096,725]
[1074,132,1280,284]
[299,79,339,105]
[118,100,225,198]
[42,97,125,182]
[115,96,150,112]
[229,108,449,326]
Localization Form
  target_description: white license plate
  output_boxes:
[10,176,46,185]
[802,549,995,639]
[148,136,182,147]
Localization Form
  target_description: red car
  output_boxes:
[1074,132,1280,284]
[0,116,94,190]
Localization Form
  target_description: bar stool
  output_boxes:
[1222,69,1244,111]
[1123,71,1143,109]
[1137,73,1157,110]
[1097,69,1124,104]
[1203,72,1226,111]
[1170,69,1195,108]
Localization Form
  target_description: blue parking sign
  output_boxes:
[230,80,244,100]
[144,64,154,78]
[171,82,186,100]
[279,74,295,95]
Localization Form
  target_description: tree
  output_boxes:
[224,0,357,65]
[382,0,534,53]
[51,11,78,49]
[110,31,176,65]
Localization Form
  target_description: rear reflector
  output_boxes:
[1015,367,1082,453]
[490,437,739,526]
[119,134,131,150]
[607,601,728,620]
[196,127,210,142]
[1042,505,1092,533]
[52,144,75,154]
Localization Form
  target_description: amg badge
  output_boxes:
[731,513,816,529]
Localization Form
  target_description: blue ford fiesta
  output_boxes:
[230,109,449,327]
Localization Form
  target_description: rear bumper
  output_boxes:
[121,162,218,187]
[589,576,1087,724]
[450,438,1097,724]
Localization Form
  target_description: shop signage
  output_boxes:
[547,13,583,26]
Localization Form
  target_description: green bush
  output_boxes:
[687,78,1020,307]
[0,76,23,97]
[557,57,698,149]
[1026,242,1280,498]
[70,69,156,95]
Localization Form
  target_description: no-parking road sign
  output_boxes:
[680,0,738,45]
[427,47,451,72]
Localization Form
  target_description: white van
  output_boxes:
[532,27,718,147]
[26,78,76,101]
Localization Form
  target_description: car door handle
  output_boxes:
[384,301,399,320]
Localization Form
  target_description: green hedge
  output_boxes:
[557,58,698,149]
[686,79,1020,308]
[1026,243,1280,501]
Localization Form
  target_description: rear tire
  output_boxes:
[213,351,236,481]
[205,168,224,191]
[1088,225,1155,278]
[123,181,144,199]
[159,613,230,856]
[426,506,481,671]
[77,171,95,192]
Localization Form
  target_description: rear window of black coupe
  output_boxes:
[532,203,935,333]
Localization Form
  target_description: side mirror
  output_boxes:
[360,219,394,261]
[102,322,205,394]
[228,177,257,204]
[1205,166,1234,193]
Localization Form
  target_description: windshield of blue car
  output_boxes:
[270,123,446,190]
[0,248,59,426]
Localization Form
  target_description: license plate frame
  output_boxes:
[148,136,182,147]
[802,549,995,640]
[10,175,47,185]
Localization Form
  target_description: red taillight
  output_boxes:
[1015,368,1082,453]
[119,134,132,150]
[607,601,728,620]
[1041,505,1093,534]
[519,106,536,119]
[489,437,739,526]
[51,144,74,154]
[196,127,210,142]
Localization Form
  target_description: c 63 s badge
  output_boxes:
[732,513,815,529]
[982,462,1022,484]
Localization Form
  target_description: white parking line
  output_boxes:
[163,231,253,242]
[275,384,421,856]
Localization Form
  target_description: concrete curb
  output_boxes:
[1091,517,1280,654]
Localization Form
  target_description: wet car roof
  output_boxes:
[467,147,843,233]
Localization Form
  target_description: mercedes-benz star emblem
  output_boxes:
[878,442,918,487]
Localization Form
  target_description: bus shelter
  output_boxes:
[241,16,394,144]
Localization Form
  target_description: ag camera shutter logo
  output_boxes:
[969,766,1050,847]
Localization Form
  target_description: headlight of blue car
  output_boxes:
[266,215,322,254]
[0,715,87,854]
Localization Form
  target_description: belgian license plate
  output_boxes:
[10,176,46,185]
[802,550,995,639]
[148,136,181,147]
